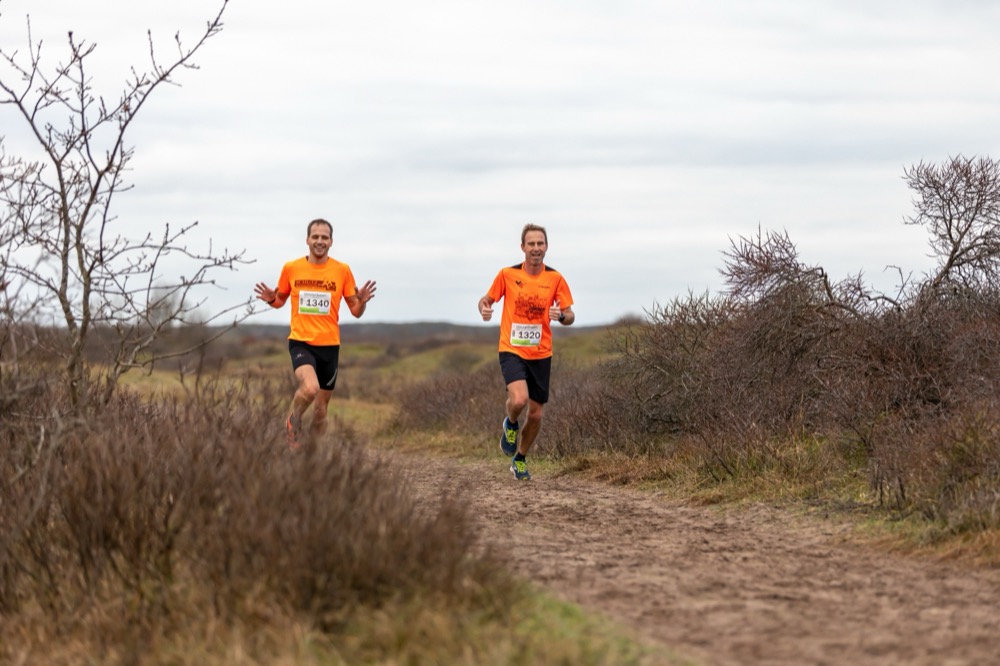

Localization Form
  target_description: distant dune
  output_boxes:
[237,321,605,345]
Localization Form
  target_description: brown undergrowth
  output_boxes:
[0,367,524,664]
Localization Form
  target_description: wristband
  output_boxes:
[558,312,566,323]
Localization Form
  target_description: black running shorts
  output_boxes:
[289,339,340,391]
[498,352,551,404]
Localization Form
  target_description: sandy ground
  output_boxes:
[397,452,1000,666]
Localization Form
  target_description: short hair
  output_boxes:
[521,223,547,245]
[307,218,333,237]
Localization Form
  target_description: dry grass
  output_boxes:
[0,348,670,664]
[857,521,1000,568]
[0,368,507,662]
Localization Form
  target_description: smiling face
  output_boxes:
[306,219,332,262]
[521,229,548,271]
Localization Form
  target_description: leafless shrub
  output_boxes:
[608,156,1000,526]
[391,364,503,434]
[604,292,736,437]
[0,2,254,410]
[910,404,1000,531]
[0,365,508,640]
[605,257,856,472]
[905,155,1000,294]
[541,360,671,457]
[643,234,942,486]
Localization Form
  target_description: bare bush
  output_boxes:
[607,156,1000,527]
[905,155,1000,294]
[537,360,669,457]
[605,292,734,436]
[0,1,253,409]
[910,405,1000,531]
[0,366,509,643]
[391,364,503,434]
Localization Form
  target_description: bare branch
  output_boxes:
[904,155,1000,294]
[1,2,245,409]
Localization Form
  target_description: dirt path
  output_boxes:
[397,453,1000,666]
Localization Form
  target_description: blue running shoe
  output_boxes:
[510,456,531,481]
[500,417,518,456]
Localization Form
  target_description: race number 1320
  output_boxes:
[510,323,542,346]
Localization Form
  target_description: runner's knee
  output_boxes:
[298,381,320,402]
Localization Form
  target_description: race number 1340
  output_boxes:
[299,290,332,315]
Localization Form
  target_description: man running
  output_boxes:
[477,223,575,480]
[254,218,376,448]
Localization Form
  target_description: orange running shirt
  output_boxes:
[277,256,358,346]
[486,263,574,360]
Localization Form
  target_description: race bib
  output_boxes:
[510,323,542,347]
[298,290,332,315]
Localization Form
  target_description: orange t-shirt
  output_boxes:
[486,263,574,360]
[277,256,358,346]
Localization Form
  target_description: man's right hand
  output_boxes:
[479,297,493,322]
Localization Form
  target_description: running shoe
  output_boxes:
[500,417,518,456]
[285,413,301,450]
[510,456,531,481]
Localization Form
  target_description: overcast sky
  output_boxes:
[3,0,1000,327]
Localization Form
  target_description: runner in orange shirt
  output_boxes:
[478,224,575,480]
[254,218,376,448]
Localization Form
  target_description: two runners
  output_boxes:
[478,224,575,480]
[257,218,573,476]
[254,218,376,449]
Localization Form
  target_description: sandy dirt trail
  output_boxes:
[397,453,1000,666]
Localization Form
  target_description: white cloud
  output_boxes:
[2,0,997,328]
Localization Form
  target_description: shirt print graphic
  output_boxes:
[294,279,339,292]
[514,293,548,320]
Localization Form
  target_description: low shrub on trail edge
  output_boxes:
[0,369,513,661]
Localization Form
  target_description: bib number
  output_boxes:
[299,290,332,315]
[510,323,542,347]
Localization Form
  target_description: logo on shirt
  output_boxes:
[295,279,338,291]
